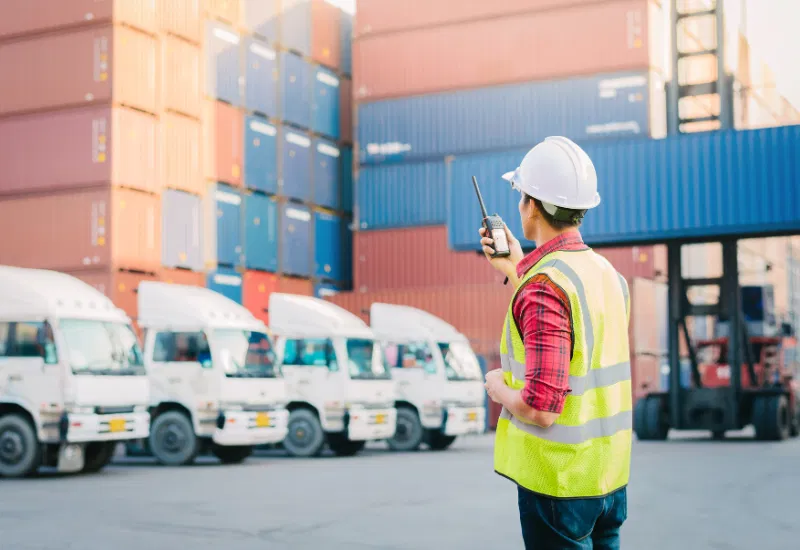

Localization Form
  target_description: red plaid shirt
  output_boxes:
[512,232,589,414]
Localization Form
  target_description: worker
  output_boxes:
[480,136,632,549]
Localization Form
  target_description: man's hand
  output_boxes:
[484,369,507,404]
[479,224,524,283]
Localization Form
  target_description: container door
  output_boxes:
[205,21,241,105]
[280,51,311,129]
[207,268,243,304]
[244,37,278,117]
[162,190,205,271]
[312,67,340,140]
[281,130,312,202]
[280,0,311,57]
[214,186,242,266]
[314,211,342,281]
[313,139,340,210]
[281,204,311,277]
[244,193,278,272]
[242,0,280,45]
[244,116,278,194]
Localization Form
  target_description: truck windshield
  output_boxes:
[60,319,145,375]
[213,329,279,378]
[438,342,482,381]
[346,339,391,380]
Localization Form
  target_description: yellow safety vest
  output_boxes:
[494,248,632,498]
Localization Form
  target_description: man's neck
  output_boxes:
[536,227,580,247]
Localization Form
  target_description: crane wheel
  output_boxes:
[634,396,669,441]
[753,395,790,441]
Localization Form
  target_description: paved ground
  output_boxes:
[1,431,798,550]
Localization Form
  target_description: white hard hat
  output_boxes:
[502,136,601,212]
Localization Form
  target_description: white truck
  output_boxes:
[132,282,289,465]
[370,303,486,452]
[0,266,150,478]
[269,293,397,457]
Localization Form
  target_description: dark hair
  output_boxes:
[522,194,584,230]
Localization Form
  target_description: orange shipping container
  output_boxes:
[243,270,279,325]
[204,100,243,186]
[631,354,662,403]
[204,0,240,25]
[353,0,664,101]
[0,0,158,39]
[311,0,342,70]
[161,0,202,43]
[0,188,161,273]
[159,268,206,286]
[162,34,202,118]
[0,106,159,196]
[277,277,314,296]
[162,112,203,195]
[0,25,158,117]
[71,269,159,326]
[340,76,353,144]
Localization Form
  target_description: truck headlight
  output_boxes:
[67,406,95,415]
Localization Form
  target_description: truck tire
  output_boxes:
[283,409,325,458]
[149,411,200,466]
[634,397,669,441]
[0,414,41,478]
[387,407,424,452]
[327,434,366,457]
[211,444,253,464]
[82,442,117,473]
[425,430,457,451]
[753,395,790,441]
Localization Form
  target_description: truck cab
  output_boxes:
[135,282,289,465]
[0,266,150,478]
[269,293,397,457]
[371,303,486,452]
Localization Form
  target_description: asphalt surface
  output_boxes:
[1,430,798,550]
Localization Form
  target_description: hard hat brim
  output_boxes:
[501,167,602,210]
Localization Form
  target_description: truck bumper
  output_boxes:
[212,409,289,446]
[65,412,150,443]
[443,406,485,436]
[347,407,397,441]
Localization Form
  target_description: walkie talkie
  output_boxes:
[472,176,510,258]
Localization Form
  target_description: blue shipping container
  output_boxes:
[341,146,353,214]
[281,129,312,202]
[205,21,242,106]
[314,211,344,281]
[314,281,345,299]
[280,51,312,129]
[447,126,800,249]
[311,66,340,140]
[207,267,243,304]
[281,203,312,276]
[357,160,447,230]
[213,184,243,266]
[244,193,279,272]
[244,37,278,117]
[244,116,278,194]
[358,71,661,165]
[280,0,311,57]
[313,138,340,210]
[241,0,279,43]
[340,10,352,76]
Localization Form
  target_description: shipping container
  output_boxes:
[0,187,160,273]
[243,115,278,194]
[243,269,279,324]
[244,193,279,272]
[203,100,243,186]
[280,203,312,277]
[243,36,279,117]
[357,160,447,230]
[162,189,204,271]
[162,34,202,118]
[596,246,668,283]
[357,70,666,164]
[205,20,241,105]
[161,0,202,43]
[0,106,159,196]
[353,226,505,292]
[312,66,341,139]
[210,184,243,266]
[631,354,664,403]
[314,211,345,281]
[241,0,279,42]
[204,0,240,25]
[314,281,345,299]
[280,0,312,57]
[311,0,342,70]
[207,266,243,304]
[353,0,664,101]
[447,125,800,248]
[277,276,314,296]
[630,277,668,356]
[339,76,353,144]
[162,112,203,195]
[280,51,312,130]
[341,146,353,213]
[72,269,159,335]
[160,267,206,287]
[340,9,352,76]
[0,25,158,116]
[0,0,158,39]
[281,129,312,202]
[313,139,341,210]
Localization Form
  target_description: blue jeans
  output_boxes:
[517,486,627,549]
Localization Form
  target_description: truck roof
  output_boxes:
[269,293,373,339]
[137,281,266,332]
[370,303,468,343]
[0,265,128,323]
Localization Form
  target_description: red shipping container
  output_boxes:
[204,0,240,25]
[162,34,202,118]
[0,25,158,117]
[311,0,342,71]
[277,277,315,296]
[595,245,667,282]
[0,0,158,39]
[0,106,159,197]
[630,277,668,356]
[162,112,203,195]
[353,227,505,292]
[340,76,353,144]
[159,268,206,287]
[161,0,202,43]
[243,270,279,325]
[0,187,161,273]
[203,100,243,186]
[631,354,662,403]
[353,0,662,101]
[71,269,159,325]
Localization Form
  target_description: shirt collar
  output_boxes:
[516,232,587,278]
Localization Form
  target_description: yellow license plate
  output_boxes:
[467,412,478,422]
[255,412,270,427]
[109,418,126,433]
[375,414,386,425]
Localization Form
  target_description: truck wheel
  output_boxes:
[82,442,117,473]
[0,414,41,478]
[634,397,669,441]
[283,409,325,458]
[753,395,790,441]
[425,430,457,451]
[211,444,253,464]
[327,434,366,457]
[387,407,424,452]
[149,411,200,466]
